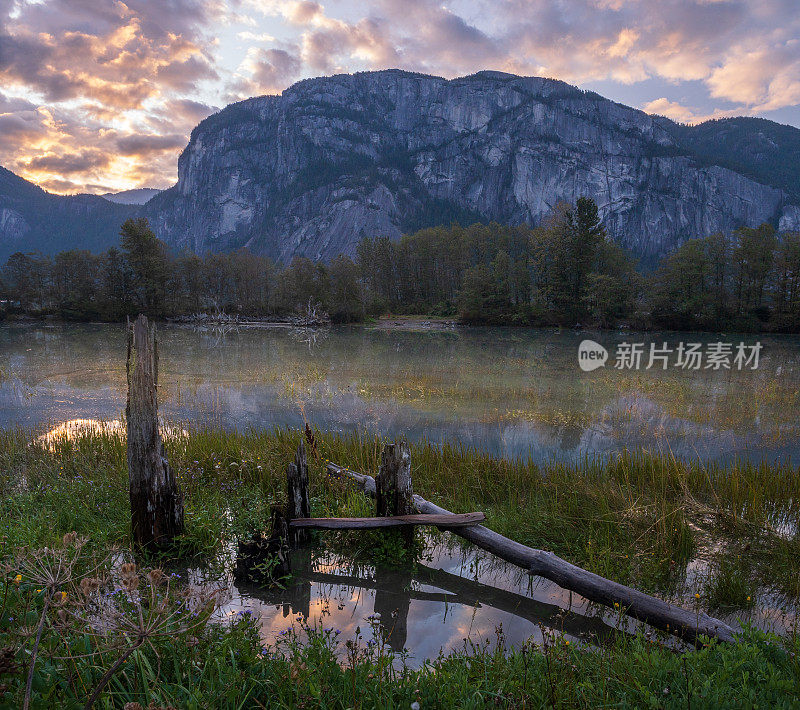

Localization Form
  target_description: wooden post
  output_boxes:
[286,440,311,544]
[376,442,413,517]
[376,442,413,546]
[126,314,184,550]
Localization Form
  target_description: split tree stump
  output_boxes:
[286,441,311,544]
[377,442,413,517]
[126,314,184,550]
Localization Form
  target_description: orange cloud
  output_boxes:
[0,0,798,195]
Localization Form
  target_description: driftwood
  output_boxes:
[289,512,486,529]
[326,461,737,645]
[125,314,184,550]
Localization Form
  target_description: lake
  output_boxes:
[2,321,799,464]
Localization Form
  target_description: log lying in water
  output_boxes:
[326,461,737,645]
[289,512,485,529]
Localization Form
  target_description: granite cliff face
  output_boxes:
[146,70,800,264]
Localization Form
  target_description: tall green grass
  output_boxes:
[1,425,798,604]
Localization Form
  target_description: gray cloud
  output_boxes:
[1,0,798,193]
[116,134,187,156]
[26,150,111,175]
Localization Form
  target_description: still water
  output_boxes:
[3,321,799,658]
[2,321,799,464]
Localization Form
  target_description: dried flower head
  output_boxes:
[80,577,101,595]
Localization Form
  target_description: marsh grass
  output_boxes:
[2,424,799,603]
[2,424,800,706]
[706,556,757,609]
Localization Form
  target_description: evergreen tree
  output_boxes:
[119,218,170,316]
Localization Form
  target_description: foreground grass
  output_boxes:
[0,425,799,707]
[5,613,800,709]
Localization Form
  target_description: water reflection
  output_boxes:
[36,418,125,449]
[34,417,185,450]
[2,322,800,464]
[195,538,631,667]
[185,532,796,667]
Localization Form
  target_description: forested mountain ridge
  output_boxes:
[664,117,800,206]
[2,70,800,264]
[0,166,134,261]
[145,70,800,264]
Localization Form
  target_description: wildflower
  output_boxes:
[695,593,700,599]
[411,703,421,710]
[13,575,20,585]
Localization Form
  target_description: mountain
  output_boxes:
[144,70,800,264]
[101,188,161,205]
[0,167,134,261]
[2,70,800,265]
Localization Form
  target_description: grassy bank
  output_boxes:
[0,425,799,707]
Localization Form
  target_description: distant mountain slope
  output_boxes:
[0,167,134,261]
[660,116,800,204]
[144,70,800,263]
[101,188,161,205]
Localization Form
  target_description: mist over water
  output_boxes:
[2,322,798,465]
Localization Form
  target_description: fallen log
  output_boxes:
[289,512,485,529]
[326,461,737,645]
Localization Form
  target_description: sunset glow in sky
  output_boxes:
[1,0,799,194]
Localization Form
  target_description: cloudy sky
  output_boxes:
[1,0,799,194]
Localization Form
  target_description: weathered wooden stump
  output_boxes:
[376,442,414,546]
[376,442,413,517]
[126,314,184,550]
[286,441,311,544]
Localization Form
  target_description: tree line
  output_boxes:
[1,201,799,332]
[0,218,365,323]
